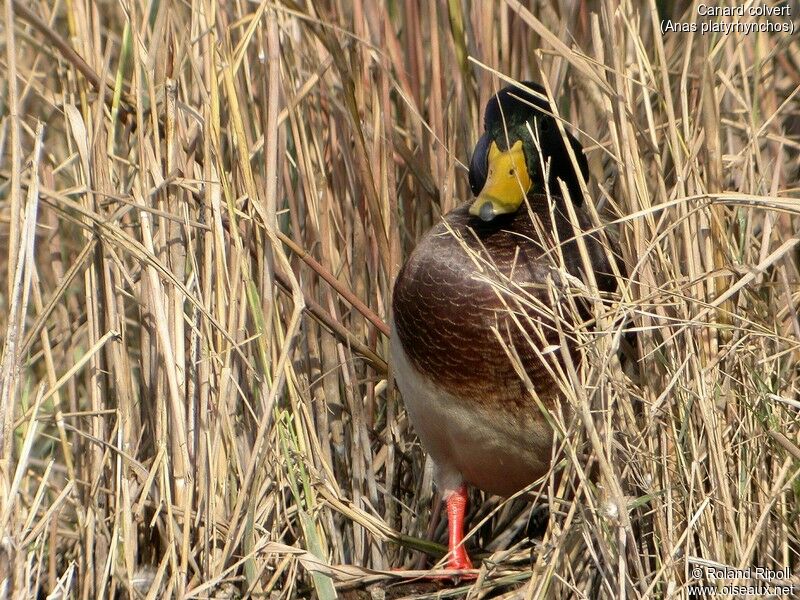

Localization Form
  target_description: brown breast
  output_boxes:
[392,195,617,411]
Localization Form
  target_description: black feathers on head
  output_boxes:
[468,132,491,197]
[482,81,550,132]
[469,81,589,205]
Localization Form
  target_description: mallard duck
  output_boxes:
[390,81,618,570]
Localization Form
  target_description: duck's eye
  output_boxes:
[509,169,515,175]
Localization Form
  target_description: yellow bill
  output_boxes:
[469,139,532,221]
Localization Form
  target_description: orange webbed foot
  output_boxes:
[444,483,476,577]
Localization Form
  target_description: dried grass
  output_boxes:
[0,0,798,598]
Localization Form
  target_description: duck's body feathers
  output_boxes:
[391,196,616,496]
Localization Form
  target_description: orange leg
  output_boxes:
[445,484,474,570]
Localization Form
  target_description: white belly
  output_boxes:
[390,317,554,497]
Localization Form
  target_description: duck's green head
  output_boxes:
[468,81,589,222]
